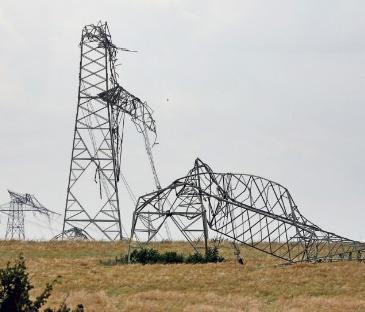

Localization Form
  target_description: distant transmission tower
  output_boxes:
[62,21,167,240]
[0,190,58,240]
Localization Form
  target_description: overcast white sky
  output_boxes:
[0,1,364,240]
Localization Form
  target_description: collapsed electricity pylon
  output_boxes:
[130,158,365,263]
[0,190,58,240]
[62,21,167,240]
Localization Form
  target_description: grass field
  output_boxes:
[0,240,364,312]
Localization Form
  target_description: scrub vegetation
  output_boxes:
[102,246,224,265]
[0,240,364,312]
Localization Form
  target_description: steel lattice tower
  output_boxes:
[62,21,165,240]
[6,200,25,240]
[0,190,57,240]
[63,22,122,240]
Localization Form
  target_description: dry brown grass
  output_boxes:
[0,240,364,311]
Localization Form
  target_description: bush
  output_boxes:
[185,252,206,264]
[160,251,184,264]
[103,246,224,265]
[129,247,161,264]
[205,246,225,263]
[0,254,83,312]
[185,247,224,264]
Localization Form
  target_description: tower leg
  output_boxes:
[202,208,209,256]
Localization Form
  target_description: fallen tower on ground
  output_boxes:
[130,158,365,263]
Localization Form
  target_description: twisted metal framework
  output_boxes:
[63,21,163,240]
[53,227,92,240]
[130,159,365,263]
[0,191,58,240]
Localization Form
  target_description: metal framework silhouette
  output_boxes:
[53,227,92,240]
[0,190,58,240]
[130,159,365,263]
[62,21,167,240]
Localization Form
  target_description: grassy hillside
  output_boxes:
[0,240,364,311]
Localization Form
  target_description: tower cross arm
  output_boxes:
[7,190,60,216]
[98,84,157,134]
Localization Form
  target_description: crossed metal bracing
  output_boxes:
[0,190,58,240]
[130,158,365,263]
[62,21,166,241]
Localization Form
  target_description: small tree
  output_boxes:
[0,254,83,312]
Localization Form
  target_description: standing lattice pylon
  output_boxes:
[6,197,24,240]
[62,21,164,240]
[0,190,58,240]
[63,22,122,240]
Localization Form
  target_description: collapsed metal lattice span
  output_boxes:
[0,191,58,240]
[53,227,92,241]
[62,21,167,240]
[130,159,365,263]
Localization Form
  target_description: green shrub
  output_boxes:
[102,246,225,265]
[0,254,83,312]
[160,251,184,264]
[185,251,206,264]
[185,247,224,264]
[129,247,161,264]
[205,246,225,263]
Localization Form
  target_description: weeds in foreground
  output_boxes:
[102,246,224,265]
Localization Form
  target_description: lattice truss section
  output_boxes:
[131,159,365,263]
[63,21,158,240]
